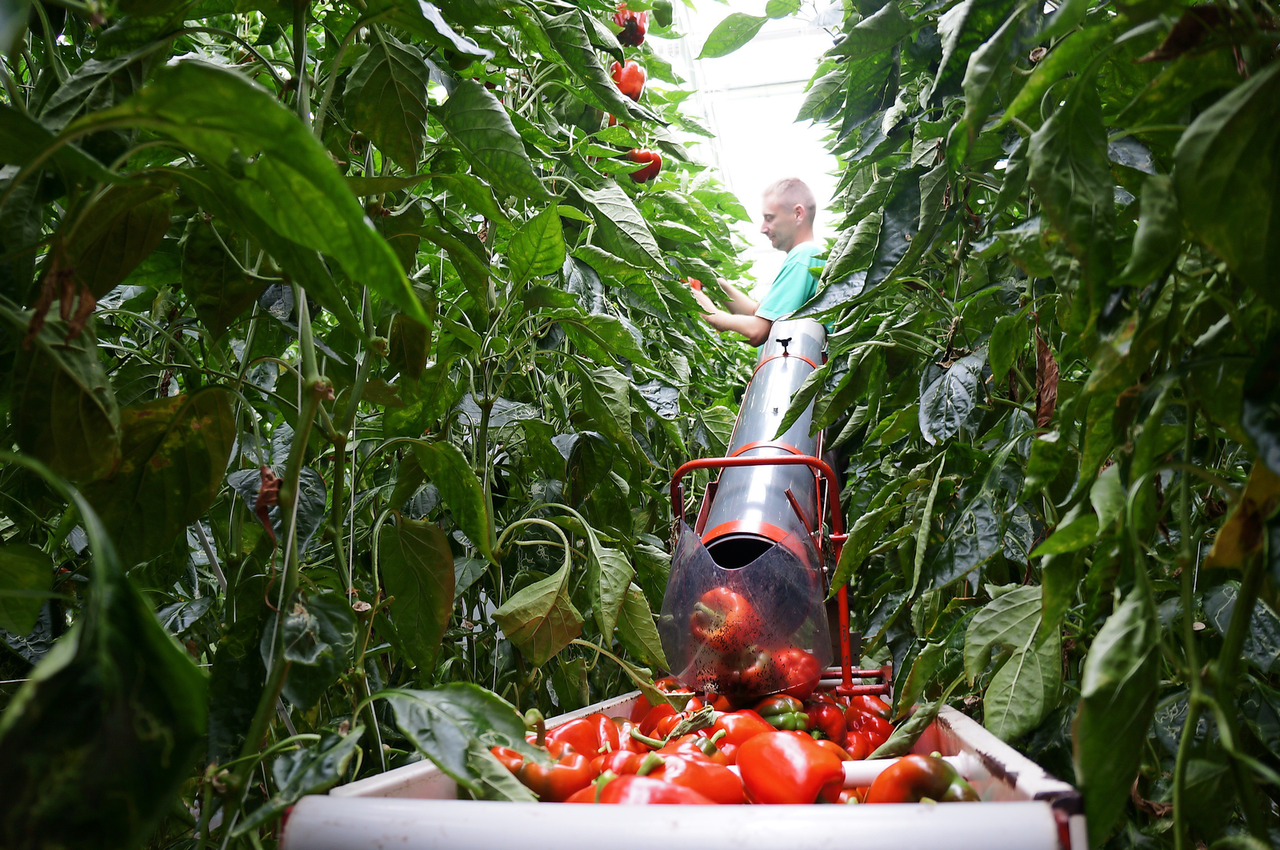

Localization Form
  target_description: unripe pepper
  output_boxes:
[610,60,646,101]
[755,694,809,731]
[864,754,980,804]
[736,731,845,804]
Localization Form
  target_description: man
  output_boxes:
[691,178,821,347]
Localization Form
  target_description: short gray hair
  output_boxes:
[763,178,816,224]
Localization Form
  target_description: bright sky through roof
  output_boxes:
[650,1,841,293]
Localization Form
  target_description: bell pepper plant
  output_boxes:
[736,731,845,804]
[610,60,646,102]
[865,754,980,803]
[754,695,809,731]
[612,2,648,46]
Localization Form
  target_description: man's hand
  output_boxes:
[691,286,717,316]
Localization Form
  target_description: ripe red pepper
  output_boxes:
[610,60,646,102]
[648,755,745,805]
[546,713,621,757]
[755,694,809,731]
[610,716,651,753]
[689,587,757,653]
[658,730,731,765]
[842,729,871,760]
[845,707,894,749]
[736,731,845,804]
[626,149,662,183]
[638,703,677,737]
[865,754,980,804]
[517,742,599,802]
[653,676,693,694]
[736,646,775,694]
[711,709,775,747]
[813,738,853,802]
[774,647,822,700]
[490,745,524,774]
[571,774,716,804]
[593,749,645,776]
[612,2,649,46]
[847,695,891,720]
[806,701,846,742]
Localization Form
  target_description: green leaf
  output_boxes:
[82,388,236,563]
[1022,431,1065,499]
[919,351,988,445]
[0,0,30,55]
[422,220,491,314]
[697,13,767,59]
[364,0,492,59]
[1174,63,1280,310]
[464,739,538,801]
[574,364,634,453]
[413,440,495,563]
[384,683,538,795]
[275,589,358,710]
[616,582,664,668]
[964,585,1040,680]
[829,1,912,59]
[1112,174,1180,289]
[508,205,565,286]
[0,104,120,185]
[797,64,848,123]
[379,517,455,672]
[344,32,431,169]
[234,727,364,835]
[492,562,583,667]
[1031,511,1099,556]
[68,183,175,299]
[1074,583,1160,847]
[588,545,633,643]
[983,625,1060,740]
[181,218,266,339]
[73,61,423,323]
[1090,463,1125,531]
[0,544,52,636]
[999,25,1111,130]
[0,455,206,849]
[436,80,548,202]
[1,307,121,483]
[579,182,665,270]
[951,3,1028,167]
[929,0,1020,103]
[988,313,1027,383]
[1027,66,1115,299]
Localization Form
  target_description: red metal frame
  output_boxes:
[670,454,890,698]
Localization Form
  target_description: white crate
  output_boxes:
[283,694,1085,850]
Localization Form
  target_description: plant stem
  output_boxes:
[1211,552,1268,841]
[292,1,310,122]
[1172,392,1200,850]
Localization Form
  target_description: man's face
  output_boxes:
[760,193,800,252]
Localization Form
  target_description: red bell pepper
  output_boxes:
[517,742,599,802]
[648,754,745,805]
[842,730,871,760]
[865,754,980,803]
[736,646,775,695]
[490,745,524,774]
[736,731,845,804]
[610,717,651,753]
[845,707,894,750]
[546,713,621,757]
[711,709,775,748]
[612,2,648,46]
[638,703,676,737]
[813,738,852,802]
[847,694,891,720]
[658,729,731,765]
[593,749,645,776]
[572,774,716,804]
[689,587,758,653]
[609,60,646,101]
[806,701,846,742]
[774,647,822,700]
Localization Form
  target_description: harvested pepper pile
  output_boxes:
[492,679,980,805]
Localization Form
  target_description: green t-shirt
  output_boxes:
[755,241,822,321]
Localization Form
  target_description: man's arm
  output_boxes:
[713,277,758,316]
[691,286,772,346]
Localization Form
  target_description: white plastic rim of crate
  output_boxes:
[282,796,1064,850]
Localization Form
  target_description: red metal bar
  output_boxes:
[729,440,804,458]
[783,487,815,538]
[750,351,818,377]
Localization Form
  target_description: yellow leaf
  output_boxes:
[1205,463,1280,569]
